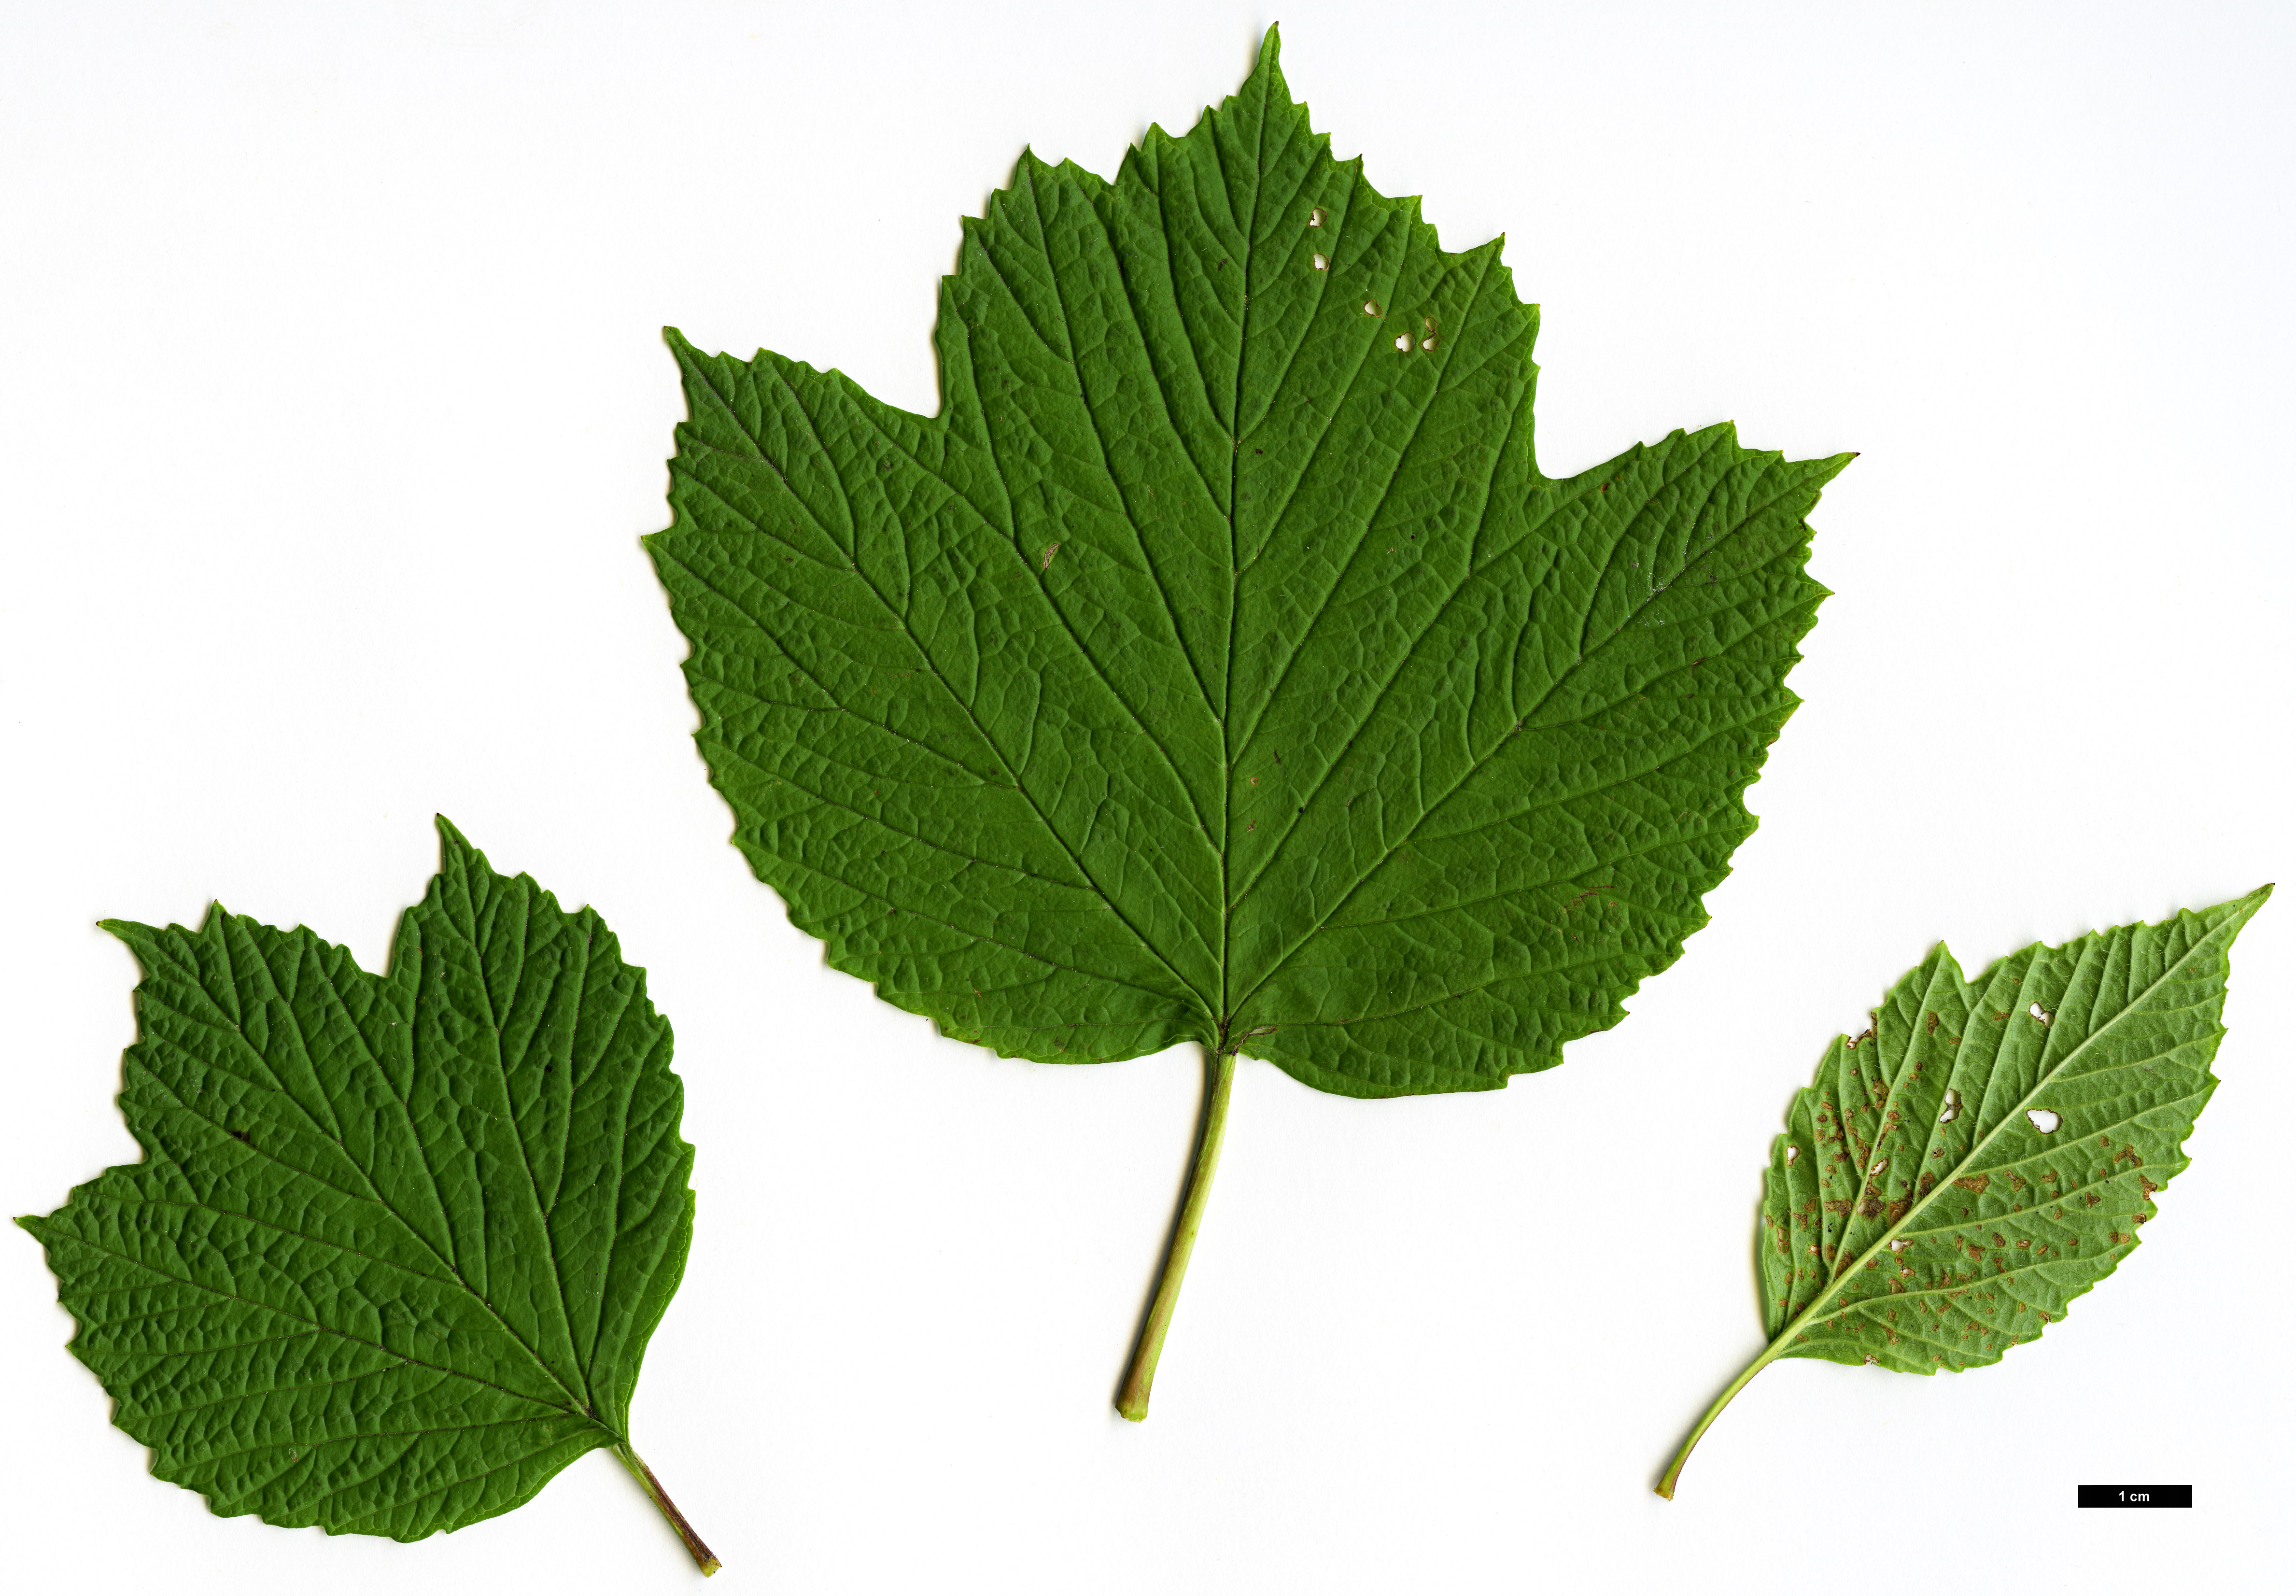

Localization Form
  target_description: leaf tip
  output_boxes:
[2223,882,2273,933]
[432,816,502,887]
[2199,882,2274,932]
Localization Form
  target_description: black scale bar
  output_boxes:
[2078,1484,2192,1508]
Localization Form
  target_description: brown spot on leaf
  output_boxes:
[1955,1173,1991,1195]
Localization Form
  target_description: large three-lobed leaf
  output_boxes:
[19,822,697,1543]
[649,32,1849,1094]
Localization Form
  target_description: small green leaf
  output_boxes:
[1657,885,2270,1498]
[18,820,717,1572]
[648,28,1847,1414]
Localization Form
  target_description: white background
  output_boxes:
[3,2,2290,1591]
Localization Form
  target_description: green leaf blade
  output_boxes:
[20,821,699,1547]
[1768,888,2266,1375]
[1663,888,2267,1498]
[648,31,1849,1096]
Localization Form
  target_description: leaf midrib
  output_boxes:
[451,885,590,1403]
[1213,61,1272,1028]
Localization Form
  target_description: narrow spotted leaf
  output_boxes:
[1657,885,2270,1497]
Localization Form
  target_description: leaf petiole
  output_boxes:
[1116,1044,1238,1421]
[612,1443,721,1576]
[1653,1347,1781,1499]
